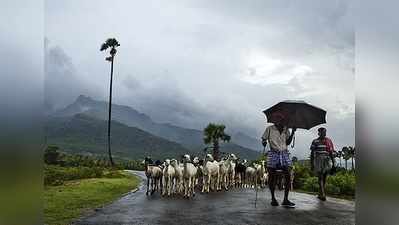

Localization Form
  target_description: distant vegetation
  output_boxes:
[44,145,143,186]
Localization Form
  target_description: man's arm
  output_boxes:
[327,138,336,168]
[261,127,269,148]
[286,128,296,145]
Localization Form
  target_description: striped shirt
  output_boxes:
[310,137,334,153]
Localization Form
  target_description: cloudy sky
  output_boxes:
[45,0,354,159]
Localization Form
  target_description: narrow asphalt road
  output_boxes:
[74,171,355,225]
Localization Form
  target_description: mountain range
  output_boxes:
[47,95,261,160]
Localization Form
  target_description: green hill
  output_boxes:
[45,114,190,160]
[51,95,261,159]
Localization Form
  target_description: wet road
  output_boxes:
[74,171,355,225]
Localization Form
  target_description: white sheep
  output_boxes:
[218,158,229,191]
[182,154,197,198]
[227,154,238,187]
[254,160,266,190]
[262,172,269,188]
[170,159,184,195]
[143,157,163,195]
[245,165,256,188]
[162,159,175,196]
[202,154,220,193]
[192,156,201,186]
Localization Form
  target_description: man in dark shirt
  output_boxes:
[310,127,336,201]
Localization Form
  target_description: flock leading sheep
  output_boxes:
[142,153,291,199]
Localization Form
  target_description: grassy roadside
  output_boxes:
[44,171,140,225]
[294,189,355,201]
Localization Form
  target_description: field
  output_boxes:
[44,171,140,225]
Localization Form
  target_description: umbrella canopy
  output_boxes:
[263,100,326,130]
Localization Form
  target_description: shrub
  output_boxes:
[44,146,62,165]
[292,162,312,188]
[326,171,355,196]
[299,170,355,197]
[103,170,126,178]
[302,177,319,192]
[44,165,105,186]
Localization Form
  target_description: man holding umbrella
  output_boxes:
[262,112,296,207]
[262,100,327,207]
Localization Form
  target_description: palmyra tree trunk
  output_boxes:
[107,54,115,166]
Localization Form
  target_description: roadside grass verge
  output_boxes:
[44,171,140,225]
[294,189,355,201]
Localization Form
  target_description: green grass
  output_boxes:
[294,189,355,201]
[44,171,140,225]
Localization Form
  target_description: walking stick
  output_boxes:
[255,145,266,208]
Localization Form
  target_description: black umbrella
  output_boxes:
[263,100,326,130]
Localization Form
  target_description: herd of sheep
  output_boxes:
[142,153,277,199]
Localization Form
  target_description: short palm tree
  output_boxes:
[337,150,343,168]
[100,38,120,166]
[342,146,351,170]
[203,123,231,161]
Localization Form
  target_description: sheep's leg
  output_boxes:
[191,177,195,197]
[201,175,205,193]
[167,176,170,196]
[232,171,235,187]
[151,178,155,195]
[167,176,171,196]
[146,177,150,195]
[203,175,207,193]
[225,174,229,190]
[184,178,188,198]
[207,175,211,192]
[181,178,184,194]
[186,178,190,198]
[176,178,180,194]
[190,177,193,197]
[162,177,166,196]
[177,178,183,194]
[215,173,222,191]
[206,174,211,193]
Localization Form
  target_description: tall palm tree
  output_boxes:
[203,123,231,161]
[100,38,120,166]
[349,146,355,170]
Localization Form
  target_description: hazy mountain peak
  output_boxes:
[52,95,260,156]
[76,95,94,104]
